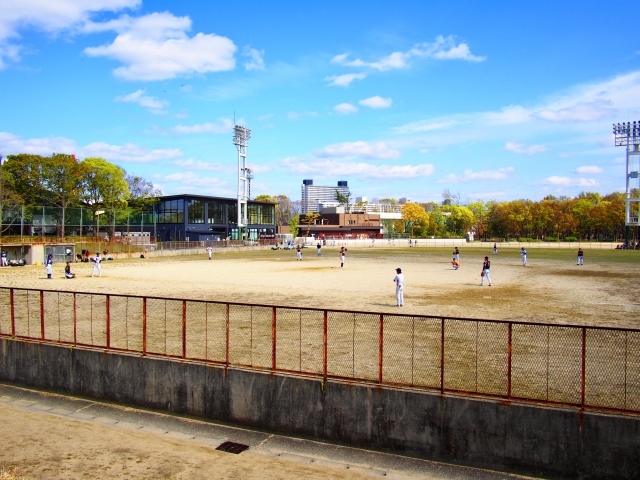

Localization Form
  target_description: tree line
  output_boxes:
[401,191,631,241]
[0,153,161,213]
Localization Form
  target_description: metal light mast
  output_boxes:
[613,121,640,245]
[233,125,251,240]
[242,167,254,200]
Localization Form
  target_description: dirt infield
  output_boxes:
[0,245,638,328]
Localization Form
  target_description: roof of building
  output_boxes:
[158,194,275,205]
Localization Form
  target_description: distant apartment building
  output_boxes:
[301,179,350,214]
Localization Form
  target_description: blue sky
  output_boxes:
[1,0,639,203]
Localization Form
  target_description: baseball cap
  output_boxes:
[395,267,401,273]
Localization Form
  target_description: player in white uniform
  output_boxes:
[521,247,527,266]
[296,245,302,260]
[340,247,346,267]
[480,256,492,286]
[45,254,53,279]
[393,268,405,306]
[1,250,7,266]
[206,246,213,260]
[91,252,102,277]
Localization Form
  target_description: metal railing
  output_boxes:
[0,287,638,415]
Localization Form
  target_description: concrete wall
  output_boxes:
[0,338,638,479]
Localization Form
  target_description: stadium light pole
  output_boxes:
[233,125,251,240]
[613,121,640,245]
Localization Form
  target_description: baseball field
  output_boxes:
[0,244,638,328]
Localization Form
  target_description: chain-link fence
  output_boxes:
[0,287,638,414]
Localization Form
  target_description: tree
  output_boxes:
[289,215,299,237]
[82,158,129,210]
[335,190,353,212]
[442,189,461,205]
[126,174,162,212]
[254,194,274,203]
[43,154,88,237]
[402,203,428,238]
[301,212,320,237]
[272,195,299,226]
[81,157,130,237]
[3,154,48,205]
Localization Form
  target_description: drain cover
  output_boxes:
[216,441,249,454]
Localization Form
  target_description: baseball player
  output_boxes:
[296,245,302,261]
[454,247,460,262]
[340,246,347,267]
[577,248,584,266]
[480,256,492,286]
[91,252,102,277]
[1,250,7,266]
[521,247,527,266]
[206,246,213,260]
[45,254,53,279]
[493,243,498,255]
[317,242,322,256]
[451,257,460,270]
[65,262,75,279]
[393,267,404,306]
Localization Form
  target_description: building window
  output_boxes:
[188,200,204,224]
[157,199,184,224]
[207,201,224,224]
[228,204,237,224]
[248,204,259,224]
[260,204,275,224]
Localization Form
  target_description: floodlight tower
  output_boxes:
[613,121,640,245]
[233,125,251,240]
[242,167,254,200]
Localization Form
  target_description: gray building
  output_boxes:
[155,194,276,242]
[301,179,350,214]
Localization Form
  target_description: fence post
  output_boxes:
[73,293,77,345]
[105,295,111,348]
[507,323,512,398]
[225,304,230,366]
[581,327,586,409]
[40,290,45,340]
[378,314,384,384]
[142,297,147,354]
[323,310,328,380]
[182,300,187,359]
[272,307,277,370]
[440,318,445,394]
[10,288,15,337]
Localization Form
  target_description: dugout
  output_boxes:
[44,244,75,264]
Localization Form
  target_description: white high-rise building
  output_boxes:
[301,179,350,214]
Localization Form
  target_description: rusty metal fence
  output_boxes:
[0,287,638,415]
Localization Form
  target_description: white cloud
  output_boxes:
[160,171,226,187]
[541,176,599,187]
[576,165,603,174]
[314,141,401,159]
[439,167,514,183]
[505,141,547,155]
[359,96,392,109]
[536,100,615,122]
[325,73,366,87]
[331,35,485,73]
[281,157,434,179]
[81,142,182,163]
[0,131,181,163]
[393,119,458,134]
[612,156,626,164]
[466,191,507,200]
[0,0,139,68]
[174,159,230,172]
[170,118,234,135]
[115,89,168,113]
[334,103,359,115]
[83,12,236,81]
[243,46,265,71]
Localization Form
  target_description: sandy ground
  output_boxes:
[1,246,639,328]
[0,403,373,480]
